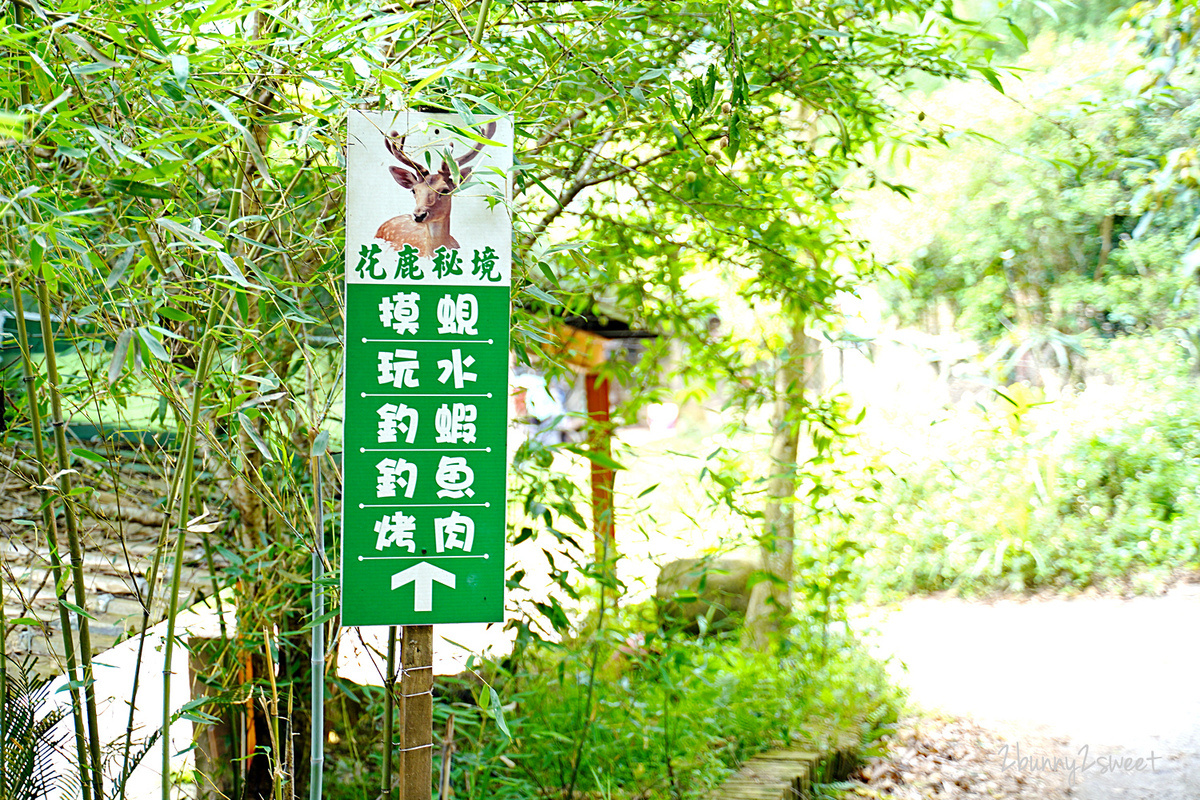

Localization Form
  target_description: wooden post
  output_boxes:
[585,373,616,578]
[399,625,433,800]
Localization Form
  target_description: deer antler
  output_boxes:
[385,131,428,177]
[455,121,499,168]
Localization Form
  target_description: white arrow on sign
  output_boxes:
[391,561,456,612]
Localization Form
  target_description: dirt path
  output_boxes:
[854,583,1200,799]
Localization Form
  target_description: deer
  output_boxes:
[374,121,498,258]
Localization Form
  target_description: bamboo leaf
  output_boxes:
[137,327,171,362]
[72,447,109,464]
[109,329,133,384]
[523,284,560,306]
[156,217,219,248]
[410,64,447,95]
[59,600,96,620]
[238,412,276,462]
[564,444,626,471]
[106,178,173,199]
[489,687,512,739]
[105,246,137,289]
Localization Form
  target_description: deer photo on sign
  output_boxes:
[376,121,499,258]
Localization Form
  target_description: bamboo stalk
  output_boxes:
[8,273,94,800]
[262,628,284,800]
[35,278,106,800]
[7,3,94,793]
[120,298,233,794]
[438,714,455,799]
[160,296,226,800]
[382,627,397,799]
[0,523,6,798]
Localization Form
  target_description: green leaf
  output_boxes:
[1007,20,1028,49]
[105,247,137,289]
[238,412,276,462]
[156,217,219,248]
[155,306,195,322]
[109,329,133,384]
[170,54,189,88]
[409,64,447,95]
[980,67,1005,94]
[443,121,504,147]
[313,430,329,456]
[564,444,626,471]
[72,447,109,464]
[29,238,44,272]
[303,607,339,629]
[137,327,171,362]
[523,284,560,306]
[0,112,25,139]
[488,687,511,739]
[106,178,173,199]
[59,600,96,620]
[133,14,172,53]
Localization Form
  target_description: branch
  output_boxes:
[522,128,614,247]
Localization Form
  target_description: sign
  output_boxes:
[341,110,512,626]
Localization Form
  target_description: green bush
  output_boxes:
[850,335,1200,597]
[327,621,900,800]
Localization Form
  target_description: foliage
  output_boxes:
[0,0,1002,793]
[847,335,1200,597]
[868,29,1200,354]
[327,619,901,800]
[1,658,72,800]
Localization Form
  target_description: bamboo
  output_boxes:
[0,523,6,798]
[382,627,397,799]
[121,297,233,794]
[262,628,283,800]
[437,714,455,800]
[161,297,225,800]
[35,278,106,800]
[7,272,93,800]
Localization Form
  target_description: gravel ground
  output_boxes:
[852,583,1200,799]
[845,715,1076,799]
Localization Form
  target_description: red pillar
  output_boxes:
[585,373,615,568]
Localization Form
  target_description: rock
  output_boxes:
[655,557,756,633]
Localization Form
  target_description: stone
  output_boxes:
[655,557,757,633]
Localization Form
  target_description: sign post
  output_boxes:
[343,109,512,797]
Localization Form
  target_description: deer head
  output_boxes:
[384,121,498,224]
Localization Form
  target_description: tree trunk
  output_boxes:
[743,320,821,650]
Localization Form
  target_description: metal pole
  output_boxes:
[309,455,325,800]
[382,626,397,799]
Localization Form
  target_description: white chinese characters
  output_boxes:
[435,456,475,498]
[378,349,420,388]
[377,403,418,444]
[437,349,477,389]
[435,511,475,552]
[379,291,420,335]
[436,293,479,335]
[435,403,477,444]
[376,457,417,498]
[375,512,416,552]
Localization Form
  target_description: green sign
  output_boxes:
[342,110,512,626]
